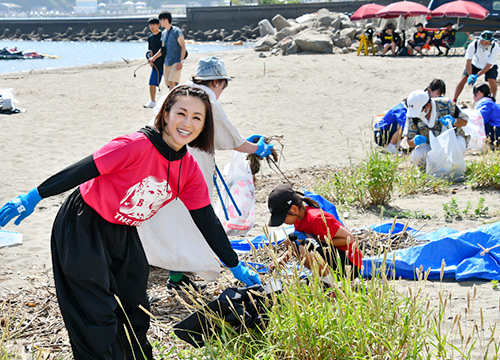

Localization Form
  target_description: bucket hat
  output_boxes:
[193,56,232,81]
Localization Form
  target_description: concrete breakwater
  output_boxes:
[0,0,413,43]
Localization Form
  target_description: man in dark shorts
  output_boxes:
[408,23,431,56]
[453,30,500,102]
[144,17,164,108]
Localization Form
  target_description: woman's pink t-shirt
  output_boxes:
[79,132,209,226]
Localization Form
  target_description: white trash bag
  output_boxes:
[0,88,16,111]
[214,151,255,236]
[426,128,466,181]
[462,108,486,152]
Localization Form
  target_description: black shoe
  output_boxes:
[166,275,207,292]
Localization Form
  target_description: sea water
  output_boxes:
[0,40,254,74]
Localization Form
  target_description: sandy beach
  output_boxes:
[1,48,500,356]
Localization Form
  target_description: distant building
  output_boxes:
[0,2,22,15]
[74,0,98,13]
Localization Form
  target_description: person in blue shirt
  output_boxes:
[149,11,187,90]
[473,82,500,147]
[374,79,446,153]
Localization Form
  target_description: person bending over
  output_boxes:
[267,183,362,286]
[404,89,468,168]
[473,82,500,148]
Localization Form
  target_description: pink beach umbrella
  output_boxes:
[376,0,432,19]
[350,3,386,21]
[431,0,489,20]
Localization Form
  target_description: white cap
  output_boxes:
[406,90,430,118]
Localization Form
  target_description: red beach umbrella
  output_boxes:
[376,1,432,19]
[431,0,489,20]
[350,3,386,21]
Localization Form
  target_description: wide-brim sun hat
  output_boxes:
[193,56,232,81]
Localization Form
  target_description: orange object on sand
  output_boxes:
[423,43,431,50]
[233,41,243,45]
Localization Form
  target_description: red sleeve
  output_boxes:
[93,135,137,175]
[310,212,342,242]
[178,157,211,211]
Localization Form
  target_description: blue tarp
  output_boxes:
[364,222,500,281]
[231,190,500,281]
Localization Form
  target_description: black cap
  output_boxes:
[268,183,299,227]
[481,30,493,41]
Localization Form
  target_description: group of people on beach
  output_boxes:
[376,22,456,57]
[374,29,500,167]
[0,11,364,359]
[3,9,499,358]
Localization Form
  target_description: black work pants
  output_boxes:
[51,189,152,360]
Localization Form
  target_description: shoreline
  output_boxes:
[1,48,499,356]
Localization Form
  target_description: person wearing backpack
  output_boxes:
[453,30,500,102]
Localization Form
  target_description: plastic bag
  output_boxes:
[426,128,465,181]
[0,88,16,110]
[214,151,255,236]
[462,108,486,152]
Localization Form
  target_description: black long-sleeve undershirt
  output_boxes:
[37,154,99,198]
[189,206,239,268]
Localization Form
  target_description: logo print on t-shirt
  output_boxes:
[119,176,172,220]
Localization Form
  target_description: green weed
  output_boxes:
[443,197,489,221]
[491,280,500,291]
[465,151,500,189]
[378,205,432,220]
[443,198,462,221]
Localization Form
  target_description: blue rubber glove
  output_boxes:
[291,231,308,240]
[229,262,261,286]
[246,134,264,144]
[439,114,456,127]
[0,188,42,227]
[467,74,478,85]
[255,137,274,158]
[413,135,427,146]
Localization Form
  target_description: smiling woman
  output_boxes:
[0,84,261,359]
[154,85,213,152]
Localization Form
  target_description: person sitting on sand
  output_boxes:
[0,85,260,360]
[404,89,468,168]
[139,56,274,292]
[376,24,401,56]
[473,82,500,148]
[374,79,447,154]
[407,23,431,56]
[267,183,362,286]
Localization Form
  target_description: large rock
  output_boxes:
[317,13,336,27]
[275,24,303,41]
[254,34,278,51]
[272,14,291,32]
[258,19,275,37]
[333,35,352,48]
[280,37,300,55]
[340,20,354,29]
[294,31,333,53]
[340,28,357,40]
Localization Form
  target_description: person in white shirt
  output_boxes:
[453,30,500,102]
[139,57,274,291]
